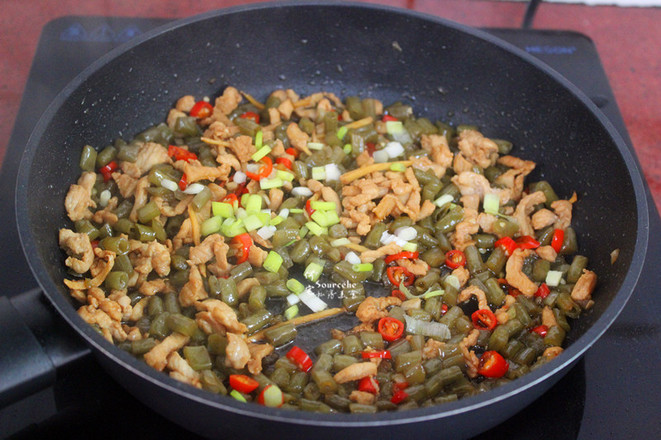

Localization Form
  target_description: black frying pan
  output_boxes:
[12,2,649,439]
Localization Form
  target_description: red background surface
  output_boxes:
[2,0,659,210]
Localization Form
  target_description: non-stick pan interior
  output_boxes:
[16,2,648,438]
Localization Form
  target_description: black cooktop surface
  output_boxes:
[1,16,659,440]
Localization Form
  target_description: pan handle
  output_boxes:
[0,288,91,408]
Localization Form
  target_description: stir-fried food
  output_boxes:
[60,86,597,412]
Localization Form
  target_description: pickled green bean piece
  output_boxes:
[567,255,589,283]
[265,323,297,347]
[183,345,212,370]
[79,145,98,171]
[96,145,117,167]
[105,271,128,290]
[166,313,198,337]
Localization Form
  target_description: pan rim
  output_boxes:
[15,0,649,427]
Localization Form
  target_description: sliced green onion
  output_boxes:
[284,304,299,320]
[331,238,351,247]
[434,194,455,208]
[402,242,418,252]
[311,166,326,181]
[263,251,284,273]
[289,208,304,214]
[343,144,353,154]
[212,201,234,218]
[201,216,223,236]
[257,212,271,226]
[389,162,406,172]
[254,130,264,150]
[276,170,295,181]
[304,262,324,282]
[286,294,300,306]
[270,215,284,226]
[545,270,564,287]
[337,126,348,140]
[230,389,247,403]
[260,177,284,189]
[311,210,339,227]
[299,288,328,312]
[423,289,445,299]
[245,194,263,213]
[241,193,251,208]
[307,142,325,151]
[310,200,337,211]
[221,218,246,237]
[483,193,500,215]
[385,120,404,134]
[259,384,284,408]
[298,225,309,238]
[251,145,271,163]
[286,278,305,294]
[352,263,373,272]
[305,221,328,236]
[242,214,264,232]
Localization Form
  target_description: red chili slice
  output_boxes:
[441,304,449,315]
[391,389,409,404]
[531,325,549,337]
[494,236,517,256]
[189,100,213,118]
[391,289,407,301]
[99,160,118,182]
[386,266,415,287]
[515,235,541,250]
[168,145,198,163]
[471,309,498,331]
[275,157,293,170]
[231,233,253,265]
[223,193,239,205]
[239,111,260,124]
[535,283,551,299]
[285,147,299,158]
[178,173,188,191]
[384,251,419,265]
[229,374,259,393]
[445,249,466,269]
[366,142,377,156]
[382,114,399,122]
[286,346,314,372]
[477,351,509,378]
[361,350,392,360]
[305,199,315,216]
[357,376,379,394]
[245,156,273,181]
[551,228,565,253]
[257,384,285,408]
[377,317,405,342]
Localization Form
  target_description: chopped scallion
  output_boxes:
[263,251,284,273]
[389,163,406,172]
[343,144,352,155]
[230,389,247,403]
[242,214,264,232]
[284,304,299,320]
[310,200,337,211]
[277,170,295,181]
[330,237,351,247]
[311,166,326,181]
[307,142,325,151]
[286,278,305,294]
[545,270,564,287]
[212,201,234,218]
[245,194,263,213]
[260,177,284,189]
[434,194,455,208]
[337,126,348,140]
[304,262,324,282]
[352,263,373,272]
[305,221,328,236]
[251,144,271,162]
[200,216,223,236]
[483,193,500,215]
[254,130,263,150]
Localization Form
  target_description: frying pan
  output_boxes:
[10,2,649,439]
